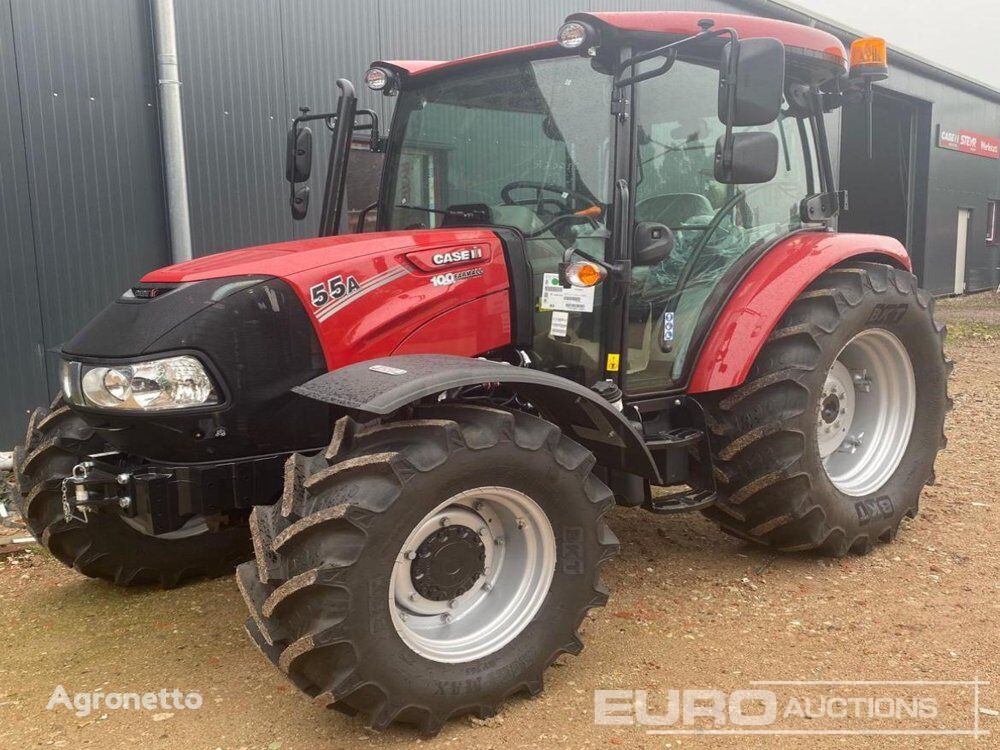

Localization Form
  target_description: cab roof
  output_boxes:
[374,10,848,80]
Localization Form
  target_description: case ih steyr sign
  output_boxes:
[937,124,1000,159]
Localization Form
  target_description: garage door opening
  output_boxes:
[839,89,931,272]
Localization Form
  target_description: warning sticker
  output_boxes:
[549,310,569,338]
[540,273,595,313]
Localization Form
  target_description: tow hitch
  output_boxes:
[59,453,286,534]
[61,462,131,523]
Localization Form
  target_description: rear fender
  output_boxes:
[294,354,662,482]
[688,232,911,394]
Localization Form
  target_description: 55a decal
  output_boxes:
[309,274,361,307]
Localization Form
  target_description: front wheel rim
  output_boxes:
[818,328,917,496]
[388,486,556,664]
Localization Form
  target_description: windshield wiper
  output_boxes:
[395,204,448,215]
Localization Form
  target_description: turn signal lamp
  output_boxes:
[565,261,606,288]
[849,37,888,80]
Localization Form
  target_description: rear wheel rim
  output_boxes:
[388,486,556,664]
[818,328,916,496]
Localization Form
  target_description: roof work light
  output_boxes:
[557,21,599,52]
[364,66,397,94]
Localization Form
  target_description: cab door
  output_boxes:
[625,57,814,395]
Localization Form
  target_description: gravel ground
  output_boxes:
[1,293,997,750]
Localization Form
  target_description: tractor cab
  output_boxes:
[292,12,883,401]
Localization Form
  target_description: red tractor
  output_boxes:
[14,11,949,734]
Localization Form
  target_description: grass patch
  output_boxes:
[946,319,1000,341]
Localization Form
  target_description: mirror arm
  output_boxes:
[614,25,737,88]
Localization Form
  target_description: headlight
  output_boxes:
[65,355,220,411]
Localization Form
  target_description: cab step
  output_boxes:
[644,427,704,451]
[645,488,716,515]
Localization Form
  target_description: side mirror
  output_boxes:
[291,185,310,220]
[719,37,785,126]
[714,132,779,184]
[285,126,313,183]
[633,222,674,266]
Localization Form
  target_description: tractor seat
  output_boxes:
[635,193,713,228]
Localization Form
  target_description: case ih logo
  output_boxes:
[937,126,999,159]
[431,246,484,266]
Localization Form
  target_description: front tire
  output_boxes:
[237,405,618,734]
[13,401,252,587]
[698,263,950,555]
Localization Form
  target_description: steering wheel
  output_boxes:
[500,181,596,215]
[670,181,792,298]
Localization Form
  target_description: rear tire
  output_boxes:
[697,263,951,555]
[13,401,252,587]
[237,404,618,734]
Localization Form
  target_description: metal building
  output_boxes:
[1,0,998,446]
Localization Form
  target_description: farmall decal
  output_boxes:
[937,126,1000,160]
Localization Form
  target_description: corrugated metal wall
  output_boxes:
[0,0,49,442]
[0,0,997,446]
[0,0,169,446]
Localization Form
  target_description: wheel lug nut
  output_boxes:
[408,592,418,601]
[495,537,504,546]
[482,581,492,592]
[448,599,459,609]
[404,550,416,560]
[477,527,487,536]
[441,613,453,624]
[474,501,484,511]
[516,518,527,530]
[440,516,450,526]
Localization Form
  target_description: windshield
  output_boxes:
[383,54,613,244]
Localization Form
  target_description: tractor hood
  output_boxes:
[140,229,490,283]
[56,226,515,462]
[63,227,516,371]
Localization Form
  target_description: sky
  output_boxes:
[783,0,1000,90]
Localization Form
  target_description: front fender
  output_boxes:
[294,354,662,482]
[688,232,911,394]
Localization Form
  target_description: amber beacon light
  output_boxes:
[850,37,888,80]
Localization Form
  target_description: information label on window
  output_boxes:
[540,273,595,313]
